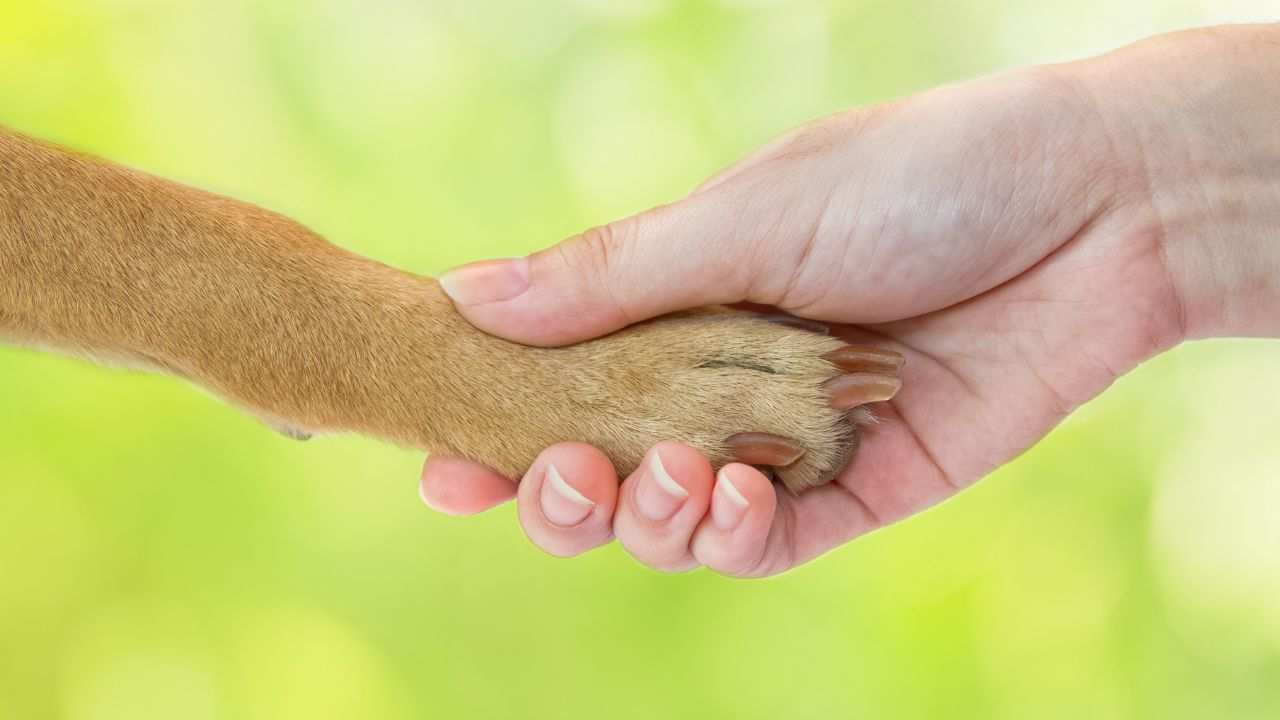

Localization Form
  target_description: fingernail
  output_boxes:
[635,450,689,522]
[711,468,750,531]
[541,463,595,527]
[438,257,530,305]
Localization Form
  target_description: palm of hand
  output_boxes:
[716,71,1183,569]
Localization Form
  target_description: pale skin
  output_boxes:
[424,24,1280,575]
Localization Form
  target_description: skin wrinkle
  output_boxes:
[1016,309,1076,421]
[834,481,884,532]
[726,178,775,302]
[772,175,836,313]
[737,489,783,573]
[964,147,999,289]
[1024,220,1178,398]
[1000,250,1111,417]
[1086,224,1183,361]
[855,325,967,492]
[749,496,798,578]
[726,118,897,315]
[777,181,821,302]
[1071,313,1124,390]
[742,184,793,305]
[858,178,895,302]
[1065,40,1206,341]
[887,395,961,491]
[568,224,636,329]
[842,174,879,291]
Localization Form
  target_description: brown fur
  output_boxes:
[0,128,864,490]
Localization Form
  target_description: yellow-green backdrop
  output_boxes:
[2,1,1279,718]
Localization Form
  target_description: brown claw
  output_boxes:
[825,373,902,410]
[822,345,905,374]
[725,432,807,467]
[764,314,830,335]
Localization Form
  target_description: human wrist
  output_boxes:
[1069,24,1280,340]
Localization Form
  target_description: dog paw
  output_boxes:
[453,310,904,493]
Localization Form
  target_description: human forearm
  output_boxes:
[1068,24,1280,340]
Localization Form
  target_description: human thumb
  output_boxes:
[438,184,767,347]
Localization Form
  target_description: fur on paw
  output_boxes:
[552,310,904,493]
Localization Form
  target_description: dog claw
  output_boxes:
[825,373,902,410]
[725,432,807,467]
[763,314,830,335]
[822,345,905,373]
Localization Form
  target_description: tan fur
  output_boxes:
[0,128,862,490]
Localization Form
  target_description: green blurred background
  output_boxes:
[3,1,1280,717]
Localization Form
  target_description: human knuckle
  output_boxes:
[570,223,629,279]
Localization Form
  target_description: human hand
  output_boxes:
[421,25,1280,575]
